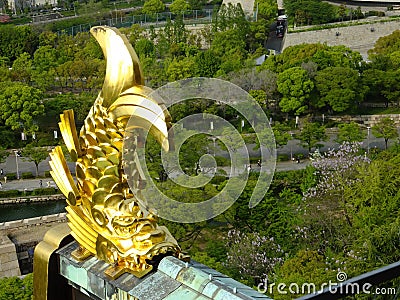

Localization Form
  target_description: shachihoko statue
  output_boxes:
[49,26,182,279]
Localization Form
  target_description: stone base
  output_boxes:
[0,234,20,277]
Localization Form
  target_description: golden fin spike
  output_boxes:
[49,146,79,200]
[59,110,82,161]
[90,26,144,108]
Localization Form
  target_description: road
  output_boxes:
[0,130,390,191]
[265,21,285,54]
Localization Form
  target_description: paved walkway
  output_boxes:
[0,178,57,192]
[0,159,309,192]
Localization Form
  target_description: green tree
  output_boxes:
[31,45,59,90]
[0,274,33,300]
[381,70,400,107]
[362,68,387,106]
[284,0,337,25]
[336,122,365,143]
[170,0,190,14]
[273,122,292,147]
[0,146,8,163]
[338,4,347,21]
[121,24,146,45]
[249,89,267,109]
[194,50,221,77]
[142,0,165,15]
[315,67,365,113]
[256,0,278,20]
[166,57,195,81]
[0,25,39,62]
[188,0,206,9]
[297,120,327,152]
[11,52,32,83]
[0,82,44,133]
[0,65,11,82]
[372,117,398,149]
[277,67,314,115]
[135,38,155,58]
[311,45,363,70]
[254,122,291,153]
[21,143,49,177]
[368,29,400,57]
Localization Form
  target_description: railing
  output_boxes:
[57,9,214,36]
[299,261,400,299]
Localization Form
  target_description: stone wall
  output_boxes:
[283,19,400,59]
[328,114,400,127]
[0,213,66,231]
[0,235,20,277]
[0,213,67,277]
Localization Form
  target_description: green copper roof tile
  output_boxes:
[213,288,252,300]
[158,255,186,279]
[203,280,257,300]
[176,264,211,293]
[128,270,181,300]
[59,254,90,291]
[164,285,211,300]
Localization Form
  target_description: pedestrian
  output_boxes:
[0,181,2,189]
[4,176,6,184]
[47,181,50,187]
[0,168,3,176]
[39,179,43,188]
[257,160,261,167]
[247,164,252,173]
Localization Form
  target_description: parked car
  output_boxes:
[276,25,284,38]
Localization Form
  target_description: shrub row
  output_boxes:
[0,187,59,199]
[3,171,52,181]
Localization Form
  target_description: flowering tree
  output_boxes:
[224,229,285,284]
[305,142,370,200]
[300,142,370,251]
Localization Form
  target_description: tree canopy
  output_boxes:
[277,67,314,115]
[315,66,365,112]
[372,117,398,149]
[0,82,44,134]
[142,0,165,15]
[170,0,191,14]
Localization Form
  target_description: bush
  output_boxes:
[277,154,289,161]
[367,10,385,17]
[31,187,57,196]
[44,171,51,178]
[0,273,33,299]
[21,172,34,179]
[0,189,20,198]
[215,156,230,166]
[242,134,256,144]
[210,175,227,185]
[216,168,227,176]
[6,173,17,180]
